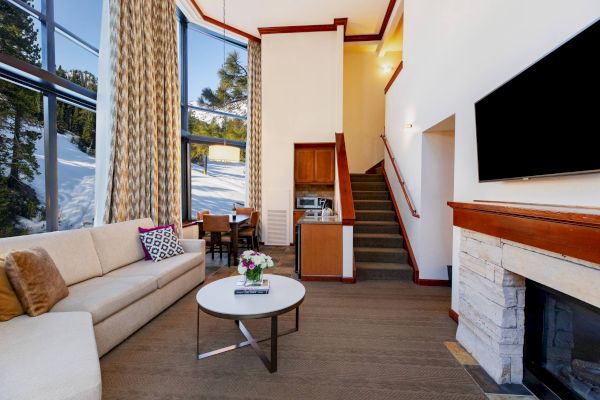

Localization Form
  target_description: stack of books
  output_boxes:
[234,279,270,295]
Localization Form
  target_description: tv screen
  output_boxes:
[475,19,600,182]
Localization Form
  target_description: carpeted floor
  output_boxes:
[100,246,485,399]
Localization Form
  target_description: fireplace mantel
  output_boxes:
[448,201,600,265]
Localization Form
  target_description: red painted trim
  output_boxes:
[259,18,347,36]
[335,133,356,226]
[259,24,337,35]
[190,0,261,42]
[334,18,348,35]
[365,159,384,174]
[295,142,336,149]
[449,309,459,323]
[382,169,420,283]
[344,0,397,42]
[384,61,403,94]
[344,34,380,43]
[418,279,451,287]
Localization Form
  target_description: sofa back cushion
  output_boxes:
[90,218,154,274]
[0,230,103,286]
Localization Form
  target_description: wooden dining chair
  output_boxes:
[196,210,210,221]
[239,211,260,251]
[203,215,232,266]
[235,207,253,216]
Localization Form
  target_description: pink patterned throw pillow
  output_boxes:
[138,224,176,260]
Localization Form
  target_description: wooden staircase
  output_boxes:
[351,174,412,281]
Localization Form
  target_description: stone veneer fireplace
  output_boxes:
[449,201,600,398]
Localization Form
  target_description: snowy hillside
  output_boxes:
[6,124,244,233]
[191,160,246,216]
[20,130,96,233]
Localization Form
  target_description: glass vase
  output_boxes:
[244,268,264,286]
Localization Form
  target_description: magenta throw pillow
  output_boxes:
[138,224,176,260]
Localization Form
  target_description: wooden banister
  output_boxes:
[335,133,355,225]
[380,134,420,218]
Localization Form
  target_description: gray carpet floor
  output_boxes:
[100,246,485,399]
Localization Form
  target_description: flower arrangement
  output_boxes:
[237,250,275,285]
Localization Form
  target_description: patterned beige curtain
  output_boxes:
[247,40,262,216]
[104,0,181,231]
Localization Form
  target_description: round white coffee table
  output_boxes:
[195,274,305,373]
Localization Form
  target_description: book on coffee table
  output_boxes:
[234,279,270,295]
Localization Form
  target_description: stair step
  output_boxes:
[354,233,404,248]
[351,181,387,191]
[354,200,393,211]
[350,174,385,182]
[355,210,397,221]
[356,262,413,281]
[352,190,390,200]
[354,220,399,234]
[354,247,408,263]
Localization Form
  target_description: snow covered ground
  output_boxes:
[191,160,246,216]
[6,123,244,233]
[22,131,96,233]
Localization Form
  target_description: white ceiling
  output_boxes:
[193,0,392,37]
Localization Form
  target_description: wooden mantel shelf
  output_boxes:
[448,202,600,265]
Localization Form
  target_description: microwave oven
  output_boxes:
[296,196,321,209]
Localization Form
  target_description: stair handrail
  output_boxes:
[380,134,420,218]
[336,133,356,225]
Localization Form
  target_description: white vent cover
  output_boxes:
[266,209,289,245]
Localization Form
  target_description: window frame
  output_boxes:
[0,0,99,232]
[178,9,248,221]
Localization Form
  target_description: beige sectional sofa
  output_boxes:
[0,218,205,400]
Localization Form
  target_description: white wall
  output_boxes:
[261,29,344,244]
[384,0,600,309]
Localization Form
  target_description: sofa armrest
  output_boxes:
[180,239,205,254]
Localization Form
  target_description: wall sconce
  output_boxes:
[404,123,413,129]
[382,64,394,74]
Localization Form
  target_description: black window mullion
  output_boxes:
[41,0,58,232]
[179,11,192,221]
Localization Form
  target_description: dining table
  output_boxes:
[194,214,250,263]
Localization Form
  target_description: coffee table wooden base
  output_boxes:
[196,307,300,373]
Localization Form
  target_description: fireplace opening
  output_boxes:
[524,280,600,400]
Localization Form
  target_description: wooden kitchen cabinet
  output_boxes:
[294,149,315,183]
[314,148,335,183]
[294,145,335,184]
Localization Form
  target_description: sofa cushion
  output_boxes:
[51,275,157,324]
[0,229,103,286]
[5,247,69,316]
[90,218,154,274]
[0,254,24,321]
[106,252,200,288]
[0,312,101,400]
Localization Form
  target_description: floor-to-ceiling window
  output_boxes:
[178,10,248,220]
[0,0,100,237]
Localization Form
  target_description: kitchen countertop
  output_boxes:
[297,214,341,225]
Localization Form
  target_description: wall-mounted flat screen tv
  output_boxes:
[475,19,600,182]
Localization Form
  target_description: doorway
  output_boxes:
[420,115,455,280]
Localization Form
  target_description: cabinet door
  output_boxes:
[295,149,315,183]
[314,148,335,184]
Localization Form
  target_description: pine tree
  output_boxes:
[0,1,43,236]
[198,51,247,113]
